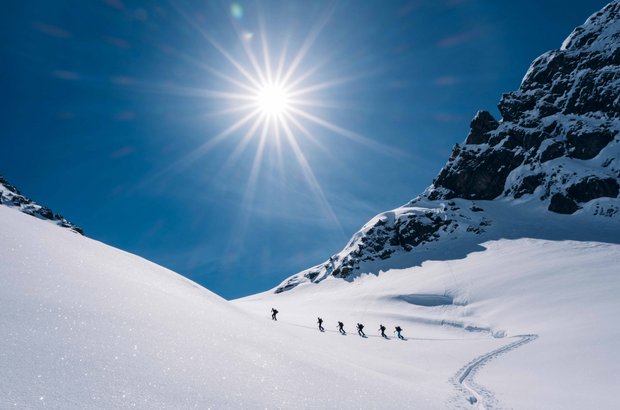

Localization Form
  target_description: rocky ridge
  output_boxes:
[0,175,83,235]
[275,1,620,293]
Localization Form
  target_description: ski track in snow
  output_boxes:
[451,334,538,409]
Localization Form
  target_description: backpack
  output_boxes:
[395,326,402,332]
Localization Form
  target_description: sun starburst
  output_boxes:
[255,82,291,118]
[147,3,404,242]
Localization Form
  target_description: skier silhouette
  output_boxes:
[356,323,366,337]
[379,324,388,339]
[271,308,278,321]
[395,325,404,340]
[337,321,346,335]
[317,317,324,332]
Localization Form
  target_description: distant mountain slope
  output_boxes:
[0,174,83,234]
[274,1,620,293]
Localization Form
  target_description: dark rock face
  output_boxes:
[548,193,580,214]
[540,142,566,163]
[0,175,83,235]
[514,174,545,198]
[567,177,619,203]
[465,111,500,144]
[435,148,525,200]
[566,129,616,160]
[430,1,620,212]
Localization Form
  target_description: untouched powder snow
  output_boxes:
[2,202,619,409]
[0,205,499,409]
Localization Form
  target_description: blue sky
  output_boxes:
[1,0,609,299]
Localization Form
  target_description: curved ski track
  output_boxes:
[451,334,538,409]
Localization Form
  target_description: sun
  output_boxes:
[158,3,398,237]
[255,83,290,118]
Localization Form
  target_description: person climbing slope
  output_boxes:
[379,324,388,339]
[356,323,366,337]
[317,317,324,332]
[395,325,405,340]
[271,308,278,321]
[337,321,346,335]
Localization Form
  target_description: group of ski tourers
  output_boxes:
[271,308,405,340]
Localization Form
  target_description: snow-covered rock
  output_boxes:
[275,1,620,293]
[0,175,83,234]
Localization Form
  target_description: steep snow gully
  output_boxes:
[452,334,539,409]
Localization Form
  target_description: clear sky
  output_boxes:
[1,0,610,299]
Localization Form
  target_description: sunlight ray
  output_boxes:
[280,3,335,85]
[287,98,350,110]
[282,59,329,92]
[147,108,262,187]
[164,47,258,95]
[230,19,268,86]
[273,118,285,187]
[200,102,258,119]
[164,86,257,101]
[287,74,362,98]
[283,111,329,153]
[192,59,258,94]
[274,38,289,84]
[242,120,270,210]
[278,116,346,239]
[106,76,256,102]
[187,108,262,162]
[168,1,263,90]
[258,13,273,84]
[219,114,265,176]
[289,106,408,158]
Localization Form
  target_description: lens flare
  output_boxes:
[230,3,243,20]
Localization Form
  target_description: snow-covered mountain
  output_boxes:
[2,2,620,409]
[0,175,83,234]
[274,1,620,293]
[3,190,620,409]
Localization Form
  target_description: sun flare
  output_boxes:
[255,83,290,118]
[161,3,394,237]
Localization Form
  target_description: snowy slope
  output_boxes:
[236,233,620,409]
[1,205,506,409]
[5,201,618,409]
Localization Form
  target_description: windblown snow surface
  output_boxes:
[2,203,619,409]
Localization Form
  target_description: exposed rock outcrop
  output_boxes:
[0,175,83,234]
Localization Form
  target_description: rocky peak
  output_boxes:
[465,110,500,145]
[273,2,620,293]
[0,175,83,235]
[431,1,620,214]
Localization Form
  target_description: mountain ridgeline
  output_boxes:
[0,175,83,235]
[275,2,620,293]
